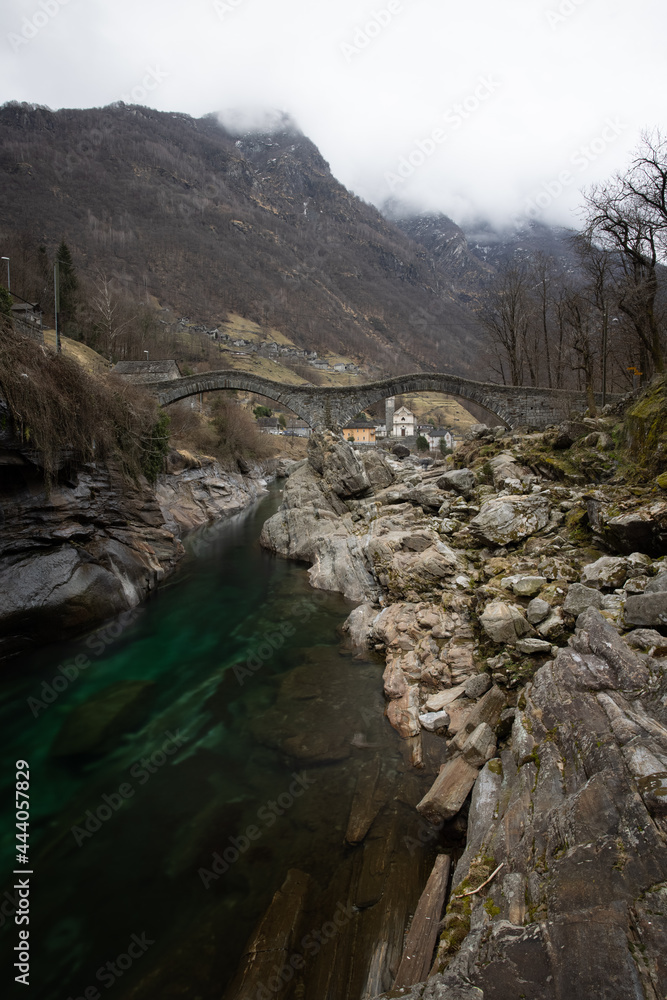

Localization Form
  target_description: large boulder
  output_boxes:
[437,468,476,498]
[465,423,493,441]
[563,582,604,615]
[645,572,667,593]
[580,555,628,590]
[479,601,536,644]
[470,494,552,546]
[361,450,395,490]
[260,508,378,602]
[341,601,379,647]
[623,592,667,630]
[552,419,589,449]
[307,430,371,498]
[601,500,667,556]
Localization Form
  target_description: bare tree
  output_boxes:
[482,266,532,385]
[625,130,667,254]
[90,271,134,361]
[561,289,599,414]
[581,142,666,374]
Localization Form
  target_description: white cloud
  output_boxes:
[1,0,665,227]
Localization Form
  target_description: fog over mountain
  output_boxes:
[1,0,665,229]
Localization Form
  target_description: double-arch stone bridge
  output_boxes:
[142,369,617,431]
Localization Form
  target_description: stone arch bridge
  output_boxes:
[141,369,616,431]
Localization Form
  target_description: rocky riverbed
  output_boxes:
[0,425,269,658]
[255,412,667,999]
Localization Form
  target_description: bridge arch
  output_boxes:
[144,369,616,431]
[155,371,318,425]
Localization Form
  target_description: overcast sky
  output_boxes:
[2,0,665,229]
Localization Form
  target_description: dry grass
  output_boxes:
[0,321,164,482]
[167,397,276,471]
[43,329,112,374]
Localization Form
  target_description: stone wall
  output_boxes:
[143,369,622,432]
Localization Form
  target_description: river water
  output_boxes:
[0,485,443,999]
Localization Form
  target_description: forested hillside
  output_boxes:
[0,102,489,376]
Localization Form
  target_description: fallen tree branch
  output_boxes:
[454,862,505,899]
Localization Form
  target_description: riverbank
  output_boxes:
[0,433,271,659]
[0,485,446,1000]
[253,413,667,998]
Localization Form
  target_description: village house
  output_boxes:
[256,417,282,435]
[114,360,181,382]
[10,299,43,343]
[423,427,456,451]
[284,418,311,438]
[343,420,376,444]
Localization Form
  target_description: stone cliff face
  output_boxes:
[0,427,267,659]
[254,413,667,999]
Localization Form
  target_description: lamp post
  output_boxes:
[1,256,9,291]
[601,312,619,407]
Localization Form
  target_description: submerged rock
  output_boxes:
[51,680,156,756]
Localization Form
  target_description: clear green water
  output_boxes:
[0,486,411,999]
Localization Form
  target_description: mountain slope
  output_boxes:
[0,102,490,377]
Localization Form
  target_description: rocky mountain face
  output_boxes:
[462,218,581,275]
[388,210,493,305]
[388,207,583,299]
[0,102,490,375]
[0,404,268,659]
[240,384,667,999]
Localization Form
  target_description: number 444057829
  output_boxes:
[15,760,30,862]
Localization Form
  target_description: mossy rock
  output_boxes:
[624,376,667,473]
[657,471,667,490]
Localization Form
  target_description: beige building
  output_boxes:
[393,406,416,437]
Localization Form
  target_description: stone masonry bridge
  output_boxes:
[142,369,619,431]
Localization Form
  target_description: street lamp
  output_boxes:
[601,312,619,407]
[1,256,9,291]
